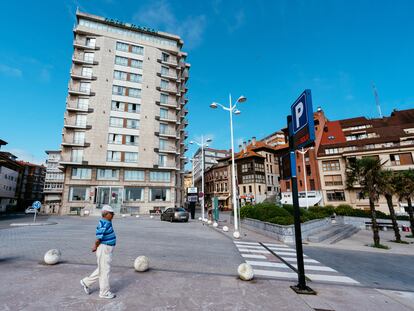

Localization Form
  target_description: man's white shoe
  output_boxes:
[80,280,90,295]
[99,292,116,299]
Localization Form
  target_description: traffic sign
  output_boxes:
[187,187,198,194]
[32,201,42,210]
[198,192,204,198]
[290,90,315,149]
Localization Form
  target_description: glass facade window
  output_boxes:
[116,41,129,52]
[160,108,168,118]
[69,186,88,201]
[326,190,346,201]
[130,59,143,69]
[73,131,85,144]
[150,171,171,182]
[107,151,121,162]
[322,160,340,171]
[77,98,89,109]
[115,56,128,66]
[124,170,145,181]
[125,135,138,145]
[82,67,93,77]
[71,149,83,162]
[71,168,91,180]
[127,103,140,113]
[124,187,144,202]
[111,101,125,112]
[160,80,168,89]
[129,88,141,98]
[86,37,96,47]
[150,188,170,201]
[131,45,144,55]
[160,94,168,104]
[126,119,139,129]
[158,154,167,167]
[130,73,142,83]
[84,52,94,62]
[125,152,138,163]
[97,169,120,180]
[79,82,91,92]
[108,133,122,144]
[161,66,169,75]
[113,70,127,81]
[112,85,126,96]
[109,117,123,127]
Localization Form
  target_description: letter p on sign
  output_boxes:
[295,102,304,129]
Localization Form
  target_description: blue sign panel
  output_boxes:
[32,201,42,210]
[290,90,315,149]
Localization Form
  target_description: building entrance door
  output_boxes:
[97,187,123,214]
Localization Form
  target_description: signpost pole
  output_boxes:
[288,90,316,295]
[33,209,37,223]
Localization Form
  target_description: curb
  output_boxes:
[10,222,58,227]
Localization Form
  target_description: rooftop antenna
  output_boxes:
[372,82,383,118]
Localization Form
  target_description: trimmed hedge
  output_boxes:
[240,203,405,225]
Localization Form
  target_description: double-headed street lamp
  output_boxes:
[190,135,212,221]
[210,94,247,239]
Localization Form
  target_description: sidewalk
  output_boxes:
[202,216,414,311]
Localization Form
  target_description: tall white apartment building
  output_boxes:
[60,11,189,215]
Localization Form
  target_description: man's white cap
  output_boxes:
[102,205,114,213]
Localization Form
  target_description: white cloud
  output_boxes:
[227,9,245,33]
[0,64,22,78]
[5,149,45,165]
[133,1,206,49]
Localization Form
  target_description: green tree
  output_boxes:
[346,157,383,247]
[394,169,414,235]
[378,170,401,242]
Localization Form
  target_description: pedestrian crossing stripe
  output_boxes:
[237,248,271,254]
[306,274,359,284]
[241,254,266,259]
[253,269,297,279]
[234,241,260,246]
[280,257,320,264]
[246,261,291,269]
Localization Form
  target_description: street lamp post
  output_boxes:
[296,147,313,209]
[210,94,247,239]
[190,135,212,221]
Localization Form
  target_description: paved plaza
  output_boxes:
[1,215,414,310]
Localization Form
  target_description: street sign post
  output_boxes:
[288,90,316,295]
[32,201,41,223]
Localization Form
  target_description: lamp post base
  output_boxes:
[290,284,317,295]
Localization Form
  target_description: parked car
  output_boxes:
[160,207,189,222]
[25,207,37,214]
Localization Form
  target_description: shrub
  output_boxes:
[240,203,290,221]
[268,216,294,226]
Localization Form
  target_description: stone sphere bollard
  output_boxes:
[207,220,212,225]
[238,263,254,281]
[44,249,61,265]
[198,217,202,221]
[136,215,140,218]
[223,226,229,232]
[213,222,218,228]
[150,215,154,219]
[122,214,127,218]
[233,231,241,239]
[134,256,150,272]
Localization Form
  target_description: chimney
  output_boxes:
[243,141,247,153]
[238,144,242,151]
[252,136,256,146]
[248,139,251,146]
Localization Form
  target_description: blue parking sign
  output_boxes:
[32,201,42,210]
[290,90,315,149]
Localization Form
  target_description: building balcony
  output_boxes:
[155,100,178,109]
[61,140,91,147]
[73,40,100,50]
[68,87,95,96]
[156,131,179,139]
[72,54,99,65]
[156,86,180,96]
[70,71,97,81]
[59,159,88,165]
[157,58,178,67]
[155,147,178,154]
[43,188,64,194]
[157,72,179,81]
[153,164,178,170]
[66,104,94,113]
[156,115,178,123]
[63,122,92,130]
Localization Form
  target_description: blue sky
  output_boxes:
[1,0,413,164]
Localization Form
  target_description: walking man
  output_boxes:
[80,205,117,299]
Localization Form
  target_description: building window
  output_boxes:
[322,160,340,171]
[158,155,167,167]
[76,114,87,127]
[249,185,252,193]
[159,123,168,134]
[108,133,122,144]
[126,119,139,129]
[150,171,171,182]
[127,103,140,113]
[129,88,141,98]
[115,56,128,66]
[106,151,121,162]
[161,79,169,89]
[160,94,168,104]
[162,53,169,62]
[286,181,291,191]
[325,148,339,154]
[255,163,265,172]
[111,101,125,112]
[159,139,167,150]
[243,186,246,194]
[78,98,89,109]
[71,168,91,180]
[125,152,138,163]
[130,59,143,69]
[126,135,138,145]
[124,187,144,202]
[79,82,91,93]
[86,37,96,47]
[326,190,346,201]
[84,52,94,62]
[112,85,126,96]
[116,42,129,52]
[161,66,169,75]
[113,70,127,81]
[69,186,88,201]
[324,175,343,186]
[306,165,311,175]
[130,73,142,83]
[390,153,413,166]
[150,188,170,201]
[71,149,83,163]
[160,108,168,119]
[131,45,144,55]
[124,170,145,181]
[310,179,315,190]
[74,131,85,144]
[97,169,119,180]
[82,67,93,77]
[109,117,123,127]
